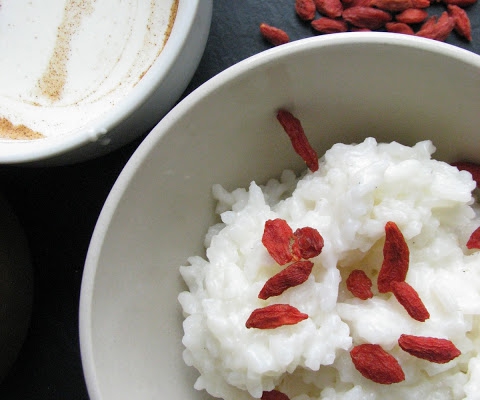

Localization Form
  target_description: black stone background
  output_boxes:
[0,0,478,398]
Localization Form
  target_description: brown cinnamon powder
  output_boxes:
[37,0,95,102]
[139,0,179,81]
[164,0,179,48]
[0,118,44,140]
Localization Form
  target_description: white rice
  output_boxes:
[178,138,480,400]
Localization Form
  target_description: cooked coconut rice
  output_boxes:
[178,138,480,399]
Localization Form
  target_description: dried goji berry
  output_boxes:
[245,304,308,329]
[342,6,392,29]
[416,11,455,41]
[314,0,344,18]
[350,344,405,384]
[292,227,324,260]
[385,21,415,35]
[391,281,430,322]
[260,23,290,46]
[371,0,429,11]
[296,0,317,20]
[466,226,480,249]
[395,8,428,24]
[377,221,409,293]
[262,389,290,400]
[276,110,319,172]
[311,17,349,33]
[258,260,314,299]
[416,16,440,39]
[398,334,461,363]
[262,219,294,265]
[346,269,374,300]
[434,11,456,41]
[447,4,472,41]
[416,14,437,34]
[451,161,480,187]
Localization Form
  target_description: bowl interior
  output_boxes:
[80,33,480,400]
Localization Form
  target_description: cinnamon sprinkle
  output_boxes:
[0,117,44,140]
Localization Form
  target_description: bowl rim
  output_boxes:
[0,0,202,164]
[79,32,480,400]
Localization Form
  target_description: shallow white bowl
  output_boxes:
[0,0,212,165]
[79,33,480,400]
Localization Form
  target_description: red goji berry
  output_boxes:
[342,6,392,29]
[292,227,324,260]
[395,8,428,23]
[377,221,409,293]
[391,281,430,322]
[433,11,456,42]
[417,14,437,32]
[276,110,319,172]
[447,4,472,41]
[451,161,480,187]
[262,389,290,400]
[466,226,480,249]
[346,269,374,300]
[314,0,344,18]
[385,21,415,35]
[398,334,461,363]
[296,0,317,20]
[245,304,308,329]
[262,219,294,265]
[416,11,455,41]
[371,0,429,11]
[258,260,314,300]
[311,17,349,33]
[350,344,405,384]
[260,23,290,46]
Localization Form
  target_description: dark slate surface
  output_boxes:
[0,1,478,398]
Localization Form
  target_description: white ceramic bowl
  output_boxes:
[0,0,212,165]
[79,33,480,400]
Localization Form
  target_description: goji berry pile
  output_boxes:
[345,221,460,384]
[247,217,324,326]
[260,0,475,45]
[251,216,465,396]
